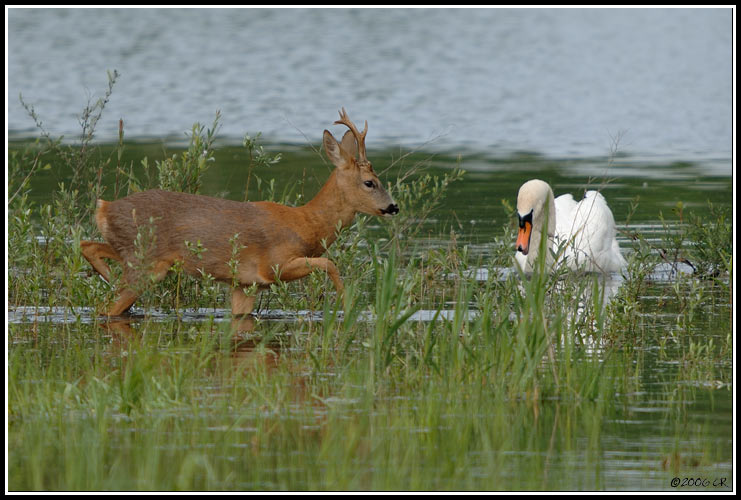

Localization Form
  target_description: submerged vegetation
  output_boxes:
[7,76,733,491]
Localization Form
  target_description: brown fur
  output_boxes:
[80,110,398,318]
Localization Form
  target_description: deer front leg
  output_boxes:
[81,241,122,283]
[231,288,257,316]
[278,257,344,295]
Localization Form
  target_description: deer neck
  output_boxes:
[299,170,357,246]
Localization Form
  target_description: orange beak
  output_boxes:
[516,221,532,255]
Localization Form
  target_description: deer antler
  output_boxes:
[334,107,368,163]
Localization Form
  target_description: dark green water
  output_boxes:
[14,140,733,234]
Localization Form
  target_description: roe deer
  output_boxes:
[80,108,399,317]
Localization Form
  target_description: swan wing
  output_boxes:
[555,191,626,272]
[554,193,578,241]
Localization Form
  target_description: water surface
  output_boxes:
[7,8,733,171]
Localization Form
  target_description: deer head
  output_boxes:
[323,107,399,217]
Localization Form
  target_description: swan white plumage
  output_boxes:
[514,179,627,274]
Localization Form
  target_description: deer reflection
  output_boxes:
[230,335,283,372]
[99,314,292,376]
[100,317,137,344]
[231,314,256,334]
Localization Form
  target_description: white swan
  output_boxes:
[515,179,627,274]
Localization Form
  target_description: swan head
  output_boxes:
[516,179,556,257]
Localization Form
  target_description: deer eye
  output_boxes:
[364,180,375,188]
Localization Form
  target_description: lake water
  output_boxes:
[7,7,733,172]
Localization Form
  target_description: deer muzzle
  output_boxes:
[381,203,399,216]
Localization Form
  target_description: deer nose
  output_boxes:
[382,203,399,215]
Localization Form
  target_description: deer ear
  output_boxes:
[323,130,354,170]
[339,130,358,159]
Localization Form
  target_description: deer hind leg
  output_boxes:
[277,257,344,295]
[80,241,122,283]
[106,259,173,316]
